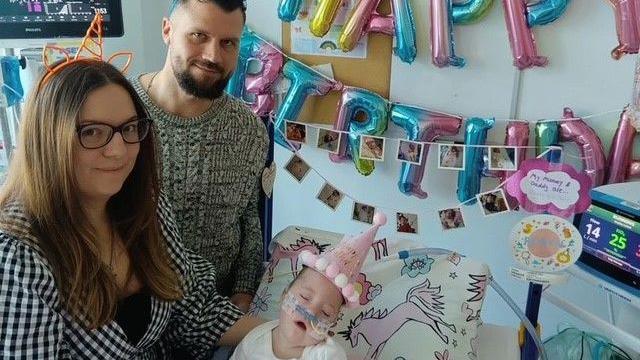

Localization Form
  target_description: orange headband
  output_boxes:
[38,13,133,91]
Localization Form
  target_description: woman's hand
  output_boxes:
[230,293,254,313]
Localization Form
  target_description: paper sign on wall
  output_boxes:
[506,159,592,217]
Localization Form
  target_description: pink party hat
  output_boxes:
[298,212,387,308]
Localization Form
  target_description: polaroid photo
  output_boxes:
[316,128,342,154]
[359,135,386,162]
[285,120,308,144]
[352,202,376,224]
[438,143,465,170]
[438,207,466,231]
[489,146,518,171]
[284,154,311,183]
[476,189,511,217]
[397,139,423,165]
[317,183,344,211]
[396,212,418,234]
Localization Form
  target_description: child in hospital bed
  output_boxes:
[231,213,387,360]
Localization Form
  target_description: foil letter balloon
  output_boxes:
[607,0,640,59]
[275,60,342,149]
[607,107,640,183]
[431,0,494,68]
[431,0,465,67]
[245,45,285,116]
[458,117,495,203]
[310,0,343,37]
[535,109,606,188]
[330,87,389,176]
[339,0,417,64]
[502,0,570,69]
[391,104,462,198]
[278,0,305,22]
[226,28,284,116]
[499,122,530,209]
[558,108,606,187]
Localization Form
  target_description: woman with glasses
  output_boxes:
[0,60,262,358]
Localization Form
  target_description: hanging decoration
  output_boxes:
[505,158,592,217]
[391,104,463,198]
[330,87,389,175]
[457,117,496,203]
[607,0,640,59]
[501,0,571,70]
[338,0,418,63]
[431,0,494,68]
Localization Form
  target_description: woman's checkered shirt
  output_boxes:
[0,194,243,359]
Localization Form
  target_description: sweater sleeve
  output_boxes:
[157,194,243,358]
[233,115,269,295]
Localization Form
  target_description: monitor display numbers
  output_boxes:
[1,1,112,23]
[578,205,640,274]
[609,229,628,252]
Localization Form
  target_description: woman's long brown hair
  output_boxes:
[0,60,182,328]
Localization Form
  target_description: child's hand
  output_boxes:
[230,293,254,313]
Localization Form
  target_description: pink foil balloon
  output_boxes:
[245,45,285,116]
[499,121,530,209]
[502,0,548,69]
[431,0,453,67]
[340,0,386,52]
[608,0,640,59]
[558,108,607,188]
[607,107,640,183]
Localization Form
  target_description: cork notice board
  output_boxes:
[281,0,393,125]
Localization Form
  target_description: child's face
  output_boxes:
[279,269,343,347]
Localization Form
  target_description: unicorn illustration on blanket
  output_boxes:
[266,237,329,282]
[338,277,457,360]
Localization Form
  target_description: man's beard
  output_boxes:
[173,61,231,100]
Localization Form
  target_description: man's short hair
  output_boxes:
[168,0,246,19]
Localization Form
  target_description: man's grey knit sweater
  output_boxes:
[132,77,268,296]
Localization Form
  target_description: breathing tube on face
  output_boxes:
[282,293,335,340]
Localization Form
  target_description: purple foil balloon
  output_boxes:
[502,0,548,69]
[558,108,606,187]
[608,0,640,59]
[245,44,285,116]
[390,103,462,198]
[607,107,640,183]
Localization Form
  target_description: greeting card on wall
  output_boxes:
[290,0,367,58]
[506,159,592,218]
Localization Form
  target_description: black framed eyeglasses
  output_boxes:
[76,118,152,149]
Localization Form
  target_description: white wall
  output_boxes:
[247,0,640,349]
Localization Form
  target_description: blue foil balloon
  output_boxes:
[457,117,495,203]
[278,0,304,22]
[275,59,341,149]
[452,0,494,24]
[226,27,260,100]
[527,0,571,27]
[392,0,418,64]
[330,87,388,176]
[391,103,462,198]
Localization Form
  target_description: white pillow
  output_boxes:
[250,226,491,360]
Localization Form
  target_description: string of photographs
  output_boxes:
[284,119,568,171]
[278,117,557,233]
